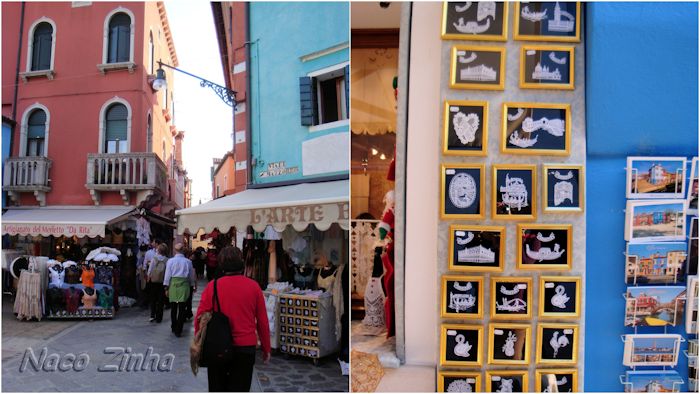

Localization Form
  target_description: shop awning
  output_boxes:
[176,180,349,234]
[1,206,135,238]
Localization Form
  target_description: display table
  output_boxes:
[278,292,339,363]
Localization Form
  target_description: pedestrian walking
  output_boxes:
[193,246,206,279]
[164,243,197,337]
[194,246,271,392]
[205,247,218,281]
[140,239,160,307]
[184,246,195,321]
[147,243,169,323]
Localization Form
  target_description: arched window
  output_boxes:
[146,114,152,151]
[107,13,131,63]
[26,109,47,156]
[104,103,128,153]
[148,31,154,74]
[31,22,53,71]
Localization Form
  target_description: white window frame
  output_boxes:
[101,7,135,65]
[307,61,349,133]
[19,103,50,157]
[25,17,57,73]
[98,97,132,154]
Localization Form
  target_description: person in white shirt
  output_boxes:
[164,243,197,337]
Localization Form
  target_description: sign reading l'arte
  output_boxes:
[258,161,299,178]
[2,223,105,238]
[250,202,349,226]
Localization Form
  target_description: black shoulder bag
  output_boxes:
[200,278,235,367]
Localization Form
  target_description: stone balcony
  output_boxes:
[3,156,52,206]
[85,152,167,206]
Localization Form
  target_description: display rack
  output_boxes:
[618,374,684,392]
[278,293,339,364]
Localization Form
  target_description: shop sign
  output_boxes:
[250,202,349,226]
[258,161,299,178]
[2,223,105,238]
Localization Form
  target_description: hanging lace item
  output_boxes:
[136,217,151,246]
[14,270,43,321]
[362,278,386,333]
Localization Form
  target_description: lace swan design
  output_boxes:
[551,285,570,309]
[454,334,472,358]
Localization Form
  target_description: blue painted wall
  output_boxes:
[249,2,349,185]
[585,2,698,392]
[2,120,11,208]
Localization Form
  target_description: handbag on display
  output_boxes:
[199,278,235,367]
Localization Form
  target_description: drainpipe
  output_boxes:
[245,2,253,187]
[11,2,26,155]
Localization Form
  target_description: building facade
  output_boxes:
[211,2,349,193]
[211,150,235,199]
[1,1,187,214]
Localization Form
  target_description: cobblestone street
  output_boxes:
[2,279,347,392]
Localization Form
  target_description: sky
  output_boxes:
[166,1,233,207]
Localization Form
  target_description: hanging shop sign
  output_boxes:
[2,223,104,238]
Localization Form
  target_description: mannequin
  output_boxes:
[315,252,338,292]
[48,263,65,287]
[81,263,95,288]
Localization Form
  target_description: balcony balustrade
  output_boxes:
[3,156,52,206]
[86,152,167,206]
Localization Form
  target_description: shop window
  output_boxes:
[26,109,47,156]
[107,12,131,63]
[30,22,53,71]
[300,64,349,127]
[105,104,128,153]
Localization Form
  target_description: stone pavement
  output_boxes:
[1,279,348,392]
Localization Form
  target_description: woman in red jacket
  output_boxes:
[195,246,271,392]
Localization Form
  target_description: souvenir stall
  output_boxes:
[176,180,349,363]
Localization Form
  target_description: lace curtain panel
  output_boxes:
[351,220,380,297]
[350,48,398,135]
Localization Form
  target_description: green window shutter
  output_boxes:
[27,109,46,138]
[31,22,53,71]
[299,76,317,126]
[105,104,128,141]
[108,13,130,63]
[344,65,349,116]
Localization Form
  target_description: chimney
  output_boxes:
[174,130,185,164]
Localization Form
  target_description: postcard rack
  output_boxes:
[618,374,684,392]
[620,335,685,369]
[621,293,687,329]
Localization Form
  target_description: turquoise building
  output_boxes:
[248,2,349,186]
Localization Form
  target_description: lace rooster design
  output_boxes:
[526,243,565,262]
[521,116,566,137]
[452,111,479,144]
[453,334,473,358]
[448,172,477,209]
[550,285,571,309]
[502,331,517,357]
[496,378,514,393]
[549,331,570,358]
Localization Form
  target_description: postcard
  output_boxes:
[622,334,682,367]
[626,157,686,199]
[625,242,687,285]
[625,200,686,242]
[625,286,686,327]
[624,370,683,393]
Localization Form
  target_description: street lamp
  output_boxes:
[152,60,237,108]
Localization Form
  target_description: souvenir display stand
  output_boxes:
[278,292,339,364]
[45,247,118,319]
[435,2,586,392]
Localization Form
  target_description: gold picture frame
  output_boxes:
[443,100,489,156]
[449,45,506,90]
[441,275,484,319]
[519,45,575,90]
[491,164,537,220]
[500,102,571,156]
[437,371,482,392]
[439,323,483,367]
[535,369,579,392]
[490,276,533,320]
[542,164,585,213]
[441,163,486,220]
[487,323,531,365]
[538,276,581,319]
[485,370,529,393]
[448,225,505,272]
[516,224,573,270]
[536,323,579,365]
[514,2,582,43]
[441,1,509,41]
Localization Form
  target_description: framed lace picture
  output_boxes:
[442,100,488,156]
[536,323,579,365]
[538,276,581,318]
[626,157,687,199]
[439,323,483,367]
[492,164,537,220]
[535,369,578,392]
[448,225,505,272]
[441,1,508,41]
[490,276,532,320]
[501,102,571,155]
[520,45,574,90]
[543,164,584,213]
[449,45,506,90]
[441,275,484,319]
[485,370,529,393]
[437,371,482,393]
[514,2,581,43]
[441,164,486,219]
[516,223,572,270]
[487,323,531,365]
